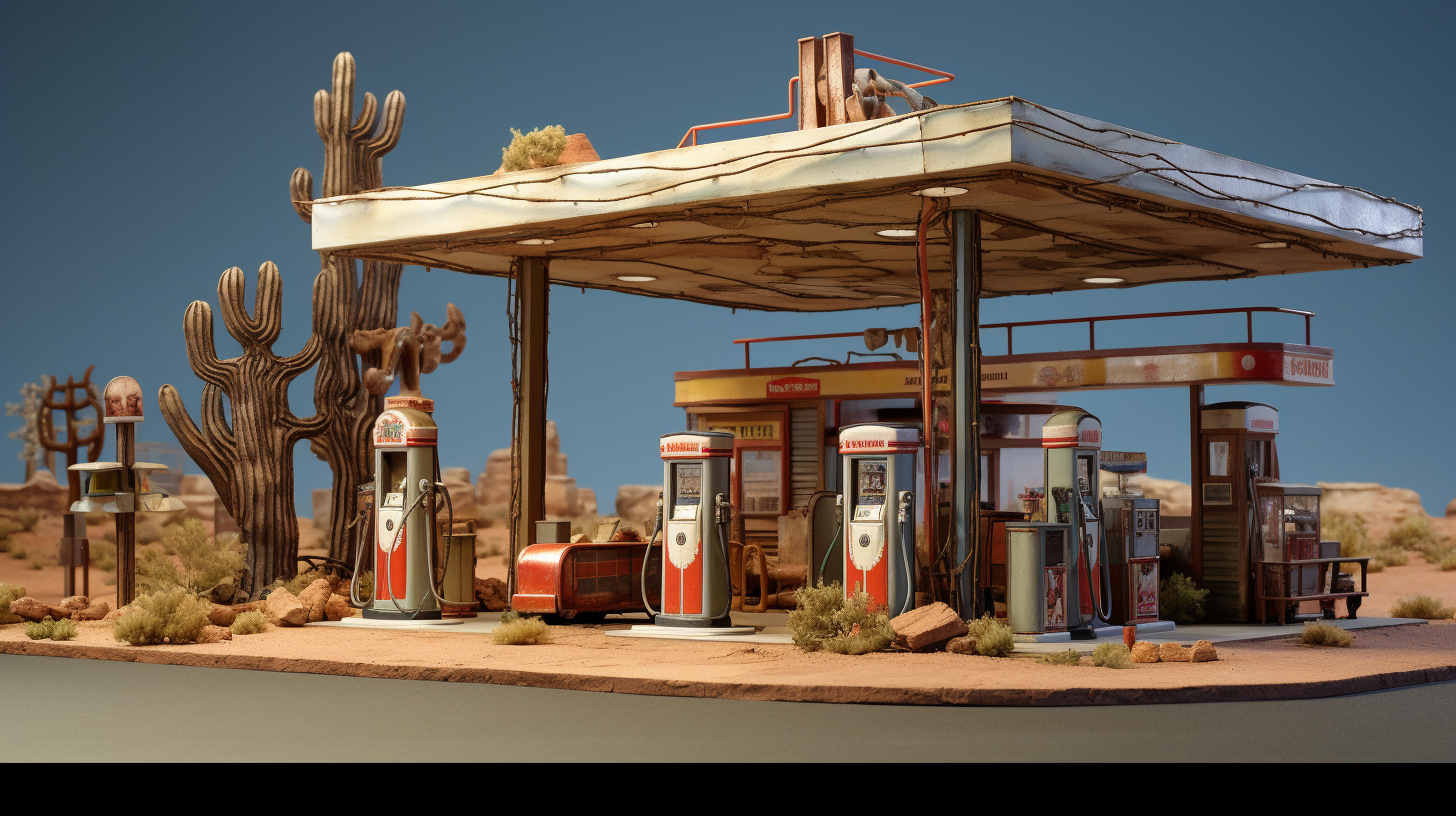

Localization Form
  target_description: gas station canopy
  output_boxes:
[311,98,1422,311]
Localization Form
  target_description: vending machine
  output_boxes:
[653,431,738,628]
[838,423,918,617]
[1041,409,1110,638]
[1100,451,1160,626]
[1195,401,1280,621]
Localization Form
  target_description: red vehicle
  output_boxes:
[511,540,662,622]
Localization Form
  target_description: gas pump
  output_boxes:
[1042,410,1110,638]
[649,431,737,628]
[1100,452,1161,626]
[838,423,918,616]
[349,397,457,623]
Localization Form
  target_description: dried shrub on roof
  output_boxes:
[500,125,567,172]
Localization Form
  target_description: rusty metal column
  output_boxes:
[952,210,983,617]
[1190,384,1204,583]
[511,258,548,598]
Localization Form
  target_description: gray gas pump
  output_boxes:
[350,399,457,623]
[652,431,739,628]
[1041,409,1110,639]
[838,423,918,616]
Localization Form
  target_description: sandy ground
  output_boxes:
[4,512,1454,706]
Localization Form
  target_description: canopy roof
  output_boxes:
[312,98,1422,312]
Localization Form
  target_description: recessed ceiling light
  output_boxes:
[913,186,968,197]
[875,228,918,238]
[1083,277,1124,284]
[617,275,657,282]
[630,222,660,229]
[1252,241,1288,249]
[515,238,554,246]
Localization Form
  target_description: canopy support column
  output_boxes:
[510,258,548,597]
[952,210,983,617]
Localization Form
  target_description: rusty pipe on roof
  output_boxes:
[677,76,800,149]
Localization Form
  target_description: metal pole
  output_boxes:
[952,210,982,617]
[115,423,136,607]
[1190,384,1204,584]
[511,258,549,599]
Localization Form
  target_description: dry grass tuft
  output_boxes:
[964,615,1016,657]
[1092,642,1134,668]
[1389,594,1455,620]
[493,614,552,645]
[1300,622,1354,647]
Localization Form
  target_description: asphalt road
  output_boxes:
[4,654,1452,762]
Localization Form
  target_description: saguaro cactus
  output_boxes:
[37,365,104,500]
[291,53,460,562]
[159,262,332,592]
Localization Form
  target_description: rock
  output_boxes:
[1190,640,1218,662]
[570,533,592,543]
[558,133,601,166]
[59,595,89,611]
[103,606,129,621]
[1318,482,1430,540]
[946,636,978,655]
[1159,642,1192,663]
[474,576,510,612]
[264,589,308,627]
[76,601,110,621]
[1128,474,1192,517]
[208,603,239,627]
[181,474,216,496]
[1447,498,1456,518]
[208,581,246,605]
[616,485,660,525]
[10,597,70,622]
[311,488,332,528]
[298,578,332,623]
[1131,641,1161,663]
[579,487,598,517]
[325,594,358,621]
[198,625,233,643]
[545,475,580,518]
[440,467,481,521]
[0,613,22,625]
[890,602,968,652]
[475,448,513,511]
[0,467,69,513]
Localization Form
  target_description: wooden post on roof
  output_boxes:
[797,37,825,130]
[823,33,854,127]
[510,257,549,598]
[1190,384,1204,584]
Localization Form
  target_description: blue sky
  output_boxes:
[2,1,1451,515]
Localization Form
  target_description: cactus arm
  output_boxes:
[180,300,233,389]
[349,91,377,141]
[290,167,314,223]
[218,263,284,349]
[159,383,236,512]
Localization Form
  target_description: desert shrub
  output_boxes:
[1365,559,1385,573]
[1389,594,1455,620]
[1040,648,1082,666]
[0,583,26,616]
[10,545,27,560]
[500,125,567,172]
[786,580,895,655]
[90,539,116,572]
[135,522,165,547]
[11,508,41,532]
[0,517,21,552]
[230,610,269,636]
[492,614,551,645]
[1300,621,1354,647]
[102,530,115,543]
[283,568,323,597]
[964,614,1016,657]
[85,511,108,526]
[1092,642,1133,668]
[111,589,213,645]
[25,616,77,641]
[1438,551,1456,572]
[1323,511,1372,556]
[28,556,44,570]
[1369,547,1408,568]
[1386,516,1440,553]
[1159,573,1208,623]
[136,518,246,596]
